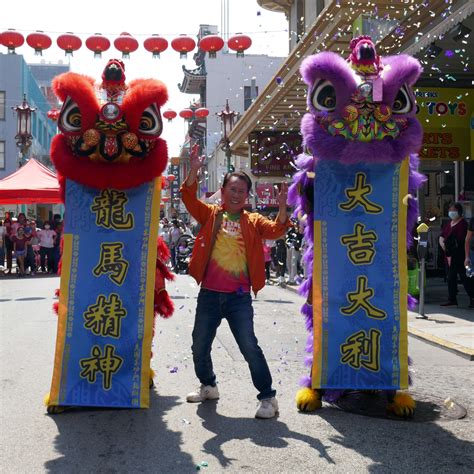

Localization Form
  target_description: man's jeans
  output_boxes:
[192,288,276,401]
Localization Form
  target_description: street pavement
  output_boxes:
[1,274,473,473]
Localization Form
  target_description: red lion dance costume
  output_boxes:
[46,60,174,413]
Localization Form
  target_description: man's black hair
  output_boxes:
[221,171,252,193]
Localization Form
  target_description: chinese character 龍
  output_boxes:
[91,189,134,230]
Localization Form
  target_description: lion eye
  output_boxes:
[138,104,162,136]
[392,84,413,114]
[59,97,82,132]
[311,80,337,112]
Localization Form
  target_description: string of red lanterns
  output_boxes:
[0,29,252,58]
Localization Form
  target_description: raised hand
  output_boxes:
[275,182,288,207]
[189,143,205,171]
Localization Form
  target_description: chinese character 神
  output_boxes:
[340,275,386,319]
[83,293,127,338]
[340,223,378,265]
[91,189,134,230]
[93,242,129,285]
[79,344,123,390]
[340,329,381,371]
[339,173,383,214]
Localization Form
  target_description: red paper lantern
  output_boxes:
[47,109,60,121]
[171,35,196,59]
[57,33,82,57]
[199,35,224,58]
[195,107,209,119]
[228,34,252,57]
[0,29,24,54]
[162,196,170,203]
[144,35,168,58]
[86,34,111,58]
[26,31,52,56]
[167,174,176,182]
[179,108,193,120]
[114,32,138,59]
[163,109,177,122]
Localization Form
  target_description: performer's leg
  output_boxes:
[191,289,222,387]
[226,292,275,401]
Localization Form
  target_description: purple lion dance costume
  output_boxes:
[288,37,426,417]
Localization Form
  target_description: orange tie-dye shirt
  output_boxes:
[202,212,250,293]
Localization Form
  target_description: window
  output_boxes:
[316,0,325,16]
[0,141,5,169]
[0,92,5,120]
[296,0,306,42]
[244,85,259,111]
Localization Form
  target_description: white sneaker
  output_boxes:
[186,384,219,403]
[255,397,279,419]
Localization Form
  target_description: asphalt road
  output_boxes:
[1,274,473,473]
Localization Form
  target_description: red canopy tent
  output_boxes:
[0,158,61,204]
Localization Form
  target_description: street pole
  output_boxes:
[225,141,232,172]
[416,222,429,319]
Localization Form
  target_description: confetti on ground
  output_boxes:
[169,366,178,373]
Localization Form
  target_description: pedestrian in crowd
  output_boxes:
[52,221,63,274]
[285,221,303,285]
[263,239,272,284]
[169,220,182,270]
[439,202,474,308]
[465,215,474,288]
[275,237,287,286]
[181,146,289,418]
[3,212,14,274]
[23,222,37,275]
[12,226,28,277]
[0,220,6,271]
[37,221,56,273]
[51,214,62,231]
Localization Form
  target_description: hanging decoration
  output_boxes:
[171,35,196,59]
[85,34,111,58]
[144,35,168,58]
[57,33,82,57]
[26,31,52,56]
[163,109,177,122]
[47,109,60,121]
[167,174,176,182]
[179,108,193,120]
[195,107,209,119]
[114,32,139,59]
[0,29,24,54]
[198,35,224,59]
[228,34,252,57]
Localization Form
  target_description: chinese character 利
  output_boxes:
[83,293,127,338]
[340,329,381,372]
[340,275,387,319]
[340,223,378,265]
[339,172,383,214]
[79,345,123,390]
[93,242,129,285]
[91,189,134,230]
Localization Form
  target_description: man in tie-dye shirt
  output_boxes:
[180,145,289,419]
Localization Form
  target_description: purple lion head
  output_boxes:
[299,51,423,164]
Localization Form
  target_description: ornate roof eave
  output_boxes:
[178,64,207,94]
[257,0,293,15]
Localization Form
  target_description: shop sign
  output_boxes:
[250,131,302,177]
[415,87,472,161]
[255,183,279,206]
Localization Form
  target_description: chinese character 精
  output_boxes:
[83,293,127,338]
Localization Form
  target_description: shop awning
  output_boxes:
[0,158,61,204]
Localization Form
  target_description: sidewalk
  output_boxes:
[281,277,474,361]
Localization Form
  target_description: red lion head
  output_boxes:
[51,59,169,194]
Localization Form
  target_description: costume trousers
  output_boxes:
[192,288,276,400]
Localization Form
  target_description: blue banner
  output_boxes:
[312,159,409,390]
[50,179,160,408]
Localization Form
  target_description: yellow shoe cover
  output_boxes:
[296,388,322,412]
[387,392,416,418]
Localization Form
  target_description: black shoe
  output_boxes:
[440,301,458,307]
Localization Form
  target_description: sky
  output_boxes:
[2,0,289,156]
